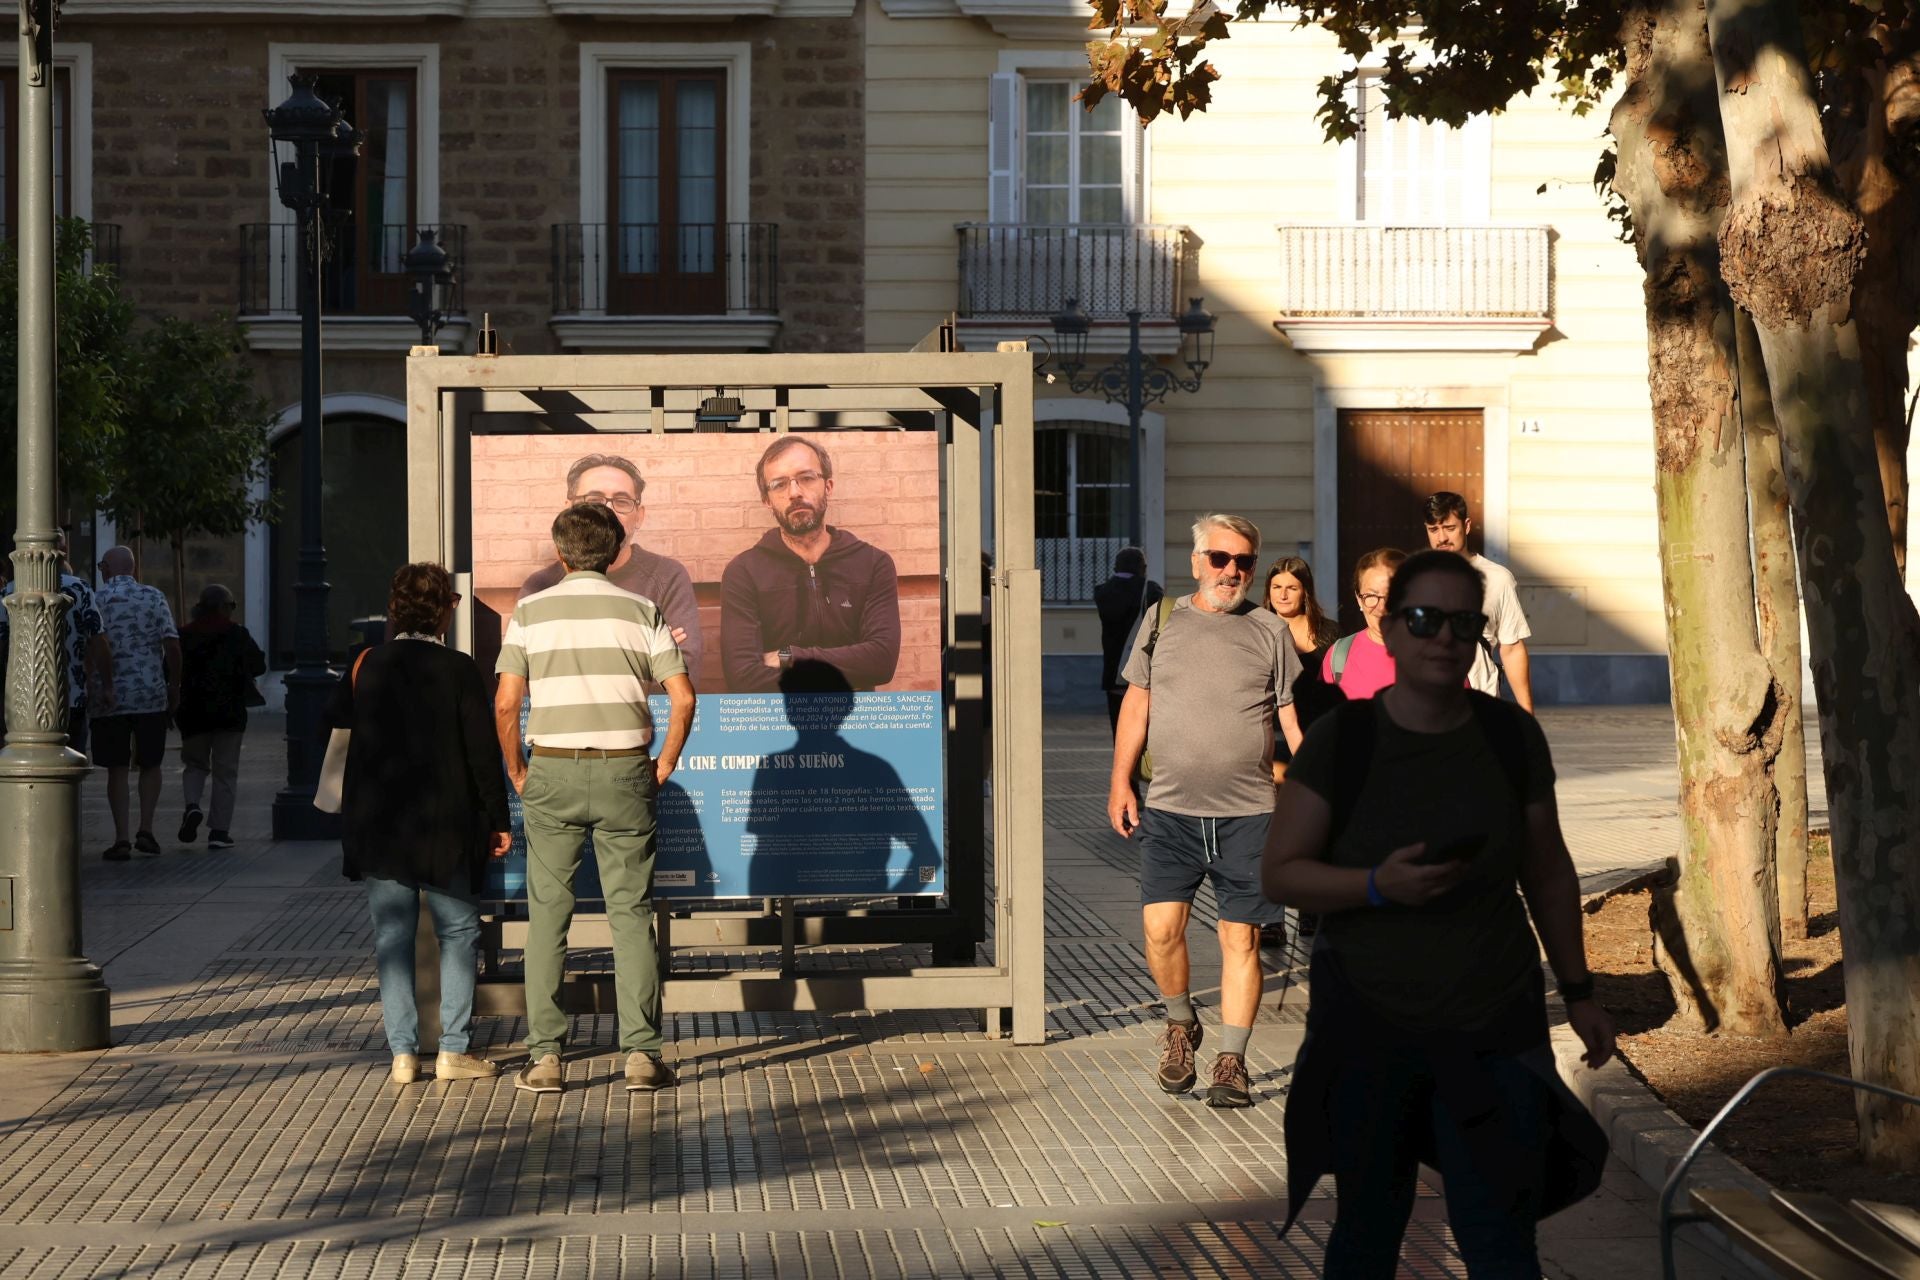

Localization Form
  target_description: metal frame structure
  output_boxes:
[404,345,1046,1044]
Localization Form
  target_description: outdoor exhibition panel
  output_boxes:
[402,346,1045,1044]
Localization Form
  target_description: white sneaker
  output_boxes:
[435,1050,498,1080]
[391,1053,419,1084]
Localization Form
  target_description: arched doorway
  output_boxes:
[267,411,408,664]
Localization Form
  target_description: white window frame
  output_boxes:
[1034,399,1165,594]
[991,52,1149,225]
[1334,68,1490,224]
[578,42,751,270]
[6,45,93,224]
[264,44,442,313]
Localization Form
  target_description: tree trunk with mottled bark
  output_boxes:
[1735,308,1810,942]
[1612,0,1787,1035]
[1831,52,1920,580]
[1707,0,1920,1170]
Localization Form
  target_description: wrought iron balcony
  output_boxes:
[551,222,778,316]
[1276,224,1551,319]
[956,223,1194,320]
[2,221,120,275]
[238,221,468,318]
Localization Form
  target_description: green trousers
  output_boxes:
[521,751,661,1057]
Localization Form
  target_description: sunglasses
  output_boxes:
[1396,606,1488,642]
[1199,550,1258,572]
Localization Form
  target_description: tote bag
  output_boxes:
[311,649,370,814]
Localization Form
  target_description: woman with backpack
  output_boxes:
[1319,547,1406,700]
[1261,549,1615,1278]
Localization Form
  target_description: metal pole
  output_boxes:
[271,189,339,839]
[1124,309,1145,551]
[0,0,111,1051]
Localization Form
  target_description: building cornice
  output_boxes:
[61,0,851,16]
[549,316,783,352]
[242,315,471,353]
[1273,316,1550,355]
[879,0,1176,37]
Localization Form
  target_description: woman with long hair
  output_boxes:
[1262,555,1341,757]
[1319,547,1407,701]
[327,562,513,1085]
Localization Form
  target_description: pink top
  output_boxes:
[1321,629,1395,699]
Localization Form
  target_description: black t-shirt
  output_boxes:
[1285,697,1556,1031]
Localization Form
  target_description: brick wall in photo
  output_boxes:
[472,431,941,692]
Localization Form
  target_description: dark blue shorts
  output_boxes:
[1138,809,1284,925]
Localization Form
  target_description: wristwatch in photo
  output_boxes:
[777,647,793,669]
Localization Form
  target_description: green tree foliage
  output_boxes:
[100,315,278,615]
[0,217,135,511]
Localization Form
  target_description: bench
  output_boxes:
[1659,1067,1920,1279]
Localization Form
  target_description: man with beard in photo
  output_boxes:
[719,436,901,692]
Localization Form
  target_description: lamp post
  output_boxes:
[403,227,454,346]
[0,0,110,1051]
[1049,297,1216,551]
[265,75,360,840]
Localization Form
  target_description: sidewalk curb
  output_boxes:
[1557,867,1774,1279]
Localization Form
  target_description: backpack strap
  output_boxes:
[1139,593,1178,665]
[1329,633,1358,686]
[1467,689,1531,808]
[1326,699,1380,845]
[350,647,370,690]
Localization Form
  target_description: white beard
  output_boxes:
[1202,580,1249,611]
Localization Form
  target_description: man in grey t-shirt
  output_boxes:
[1107,513,1302,1109]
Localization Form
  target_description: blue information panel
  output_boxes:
[485,690,944,901]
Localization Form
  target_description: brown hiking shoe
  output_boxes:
[1155,1019,1203,1093]
[624,1052,676,1092]
[1205,1052,1252,1109]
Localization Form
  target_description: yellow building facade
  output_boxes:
[865,1,1672,704]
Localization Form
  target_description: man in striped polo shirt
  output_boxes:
[494,501,696,1095]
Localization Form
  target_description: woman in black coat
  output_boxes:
[326,562,511,1085]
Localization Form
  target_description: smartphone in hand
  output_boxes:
[1415,832,1487,867]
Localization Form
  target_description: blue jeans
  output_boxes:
[1323,1047,1549,1279]
[365,871,480,1056]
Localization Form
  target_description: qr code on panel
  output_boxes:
[918,866,937,884]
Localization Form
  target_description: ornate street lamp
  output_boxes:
[1049,297,1217,550]
[404,227,455,346]
[265,75,360,840]
[0,0,111,1051]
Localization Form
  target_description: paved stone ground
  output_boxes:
[0,705,1791,1278]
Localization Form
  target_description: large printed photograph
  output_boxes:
[469,430,946,901]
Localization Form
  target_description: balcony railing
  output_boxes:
[956,223,1193,319]
[552,222,778,316]
[3,221,120,275]
[1275,224,1551,318]
[238,222,467,317]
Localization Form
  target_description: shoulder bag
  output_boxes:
[312,648,371,814]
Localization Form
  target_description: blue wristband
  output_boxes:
[1366,867,1387,908]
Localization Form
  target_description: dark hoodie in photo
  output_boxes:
[719,526,902,692]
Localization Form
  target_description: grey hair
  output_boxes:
[1190,513,1262,556]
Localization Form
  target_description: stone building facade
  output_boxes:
[54,0,867,664]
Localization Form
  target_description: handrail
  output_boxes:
[1658,1065,1920,1280]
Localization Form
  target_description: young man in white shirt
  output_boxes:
[1422,492,1534,712]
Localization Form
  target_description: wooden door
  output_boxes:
[1335,408,1484,632]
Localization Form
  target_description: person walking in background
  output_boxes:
[0,532,102,755]
[1423,492,1535,712]
[175,584,266,850]
[88,546,179,861]
[1094,546,1162,736]
[1263,549,1612,1277]
[1260,554,1341,946]
[496,502,696,1095]
[1107,514,1303,1110]
[1320,548,1407,701]
[329,563,512,1086]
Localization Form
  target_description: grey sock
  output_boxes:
[1163,992,1194,1024]
[1220,1023,1252,1058]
